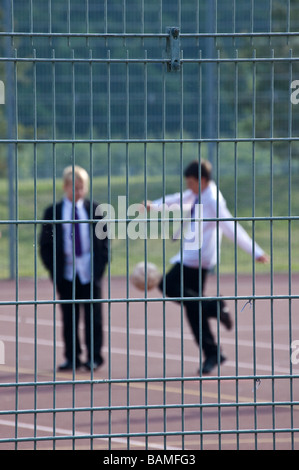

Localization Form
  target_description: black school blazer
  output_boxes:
[39,199,108,291]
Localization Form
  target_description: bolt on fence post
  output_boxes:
[166,27,180,72]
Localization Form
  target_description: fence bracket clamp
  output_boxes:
[166,27,180,72]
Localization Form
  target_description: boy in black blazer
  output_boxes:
[40,166,108,371]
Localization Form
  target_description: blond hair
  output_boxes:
[63,165,89,188]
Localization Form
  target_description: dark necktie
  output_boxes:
[172,195,198,241]
[191,196,198,218]
[74,205,82,257]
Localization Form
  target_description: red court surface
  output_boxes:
[0,273,298,450]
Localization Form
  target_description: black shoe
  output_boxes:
[58,360,82,371]
[201,354,226,374]
[220,300,233,330]
[84,357,104,371]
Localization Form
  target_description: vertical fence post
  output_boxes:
[206,0,217,167]
[4,0,16,280]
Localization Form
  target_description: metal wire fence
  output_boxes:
[0,0,299,451]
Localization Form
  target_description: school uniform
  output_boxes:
[151,182,264,370]
[40,197,108,370]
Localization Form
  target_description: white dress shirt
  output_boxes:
[151,181,264,270]
[62,197,91,284]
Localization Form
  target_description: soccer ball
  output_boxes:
[130,262,162,291]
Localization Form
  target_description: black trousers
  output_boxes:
[58,276,103,364]
[158,263,221,358]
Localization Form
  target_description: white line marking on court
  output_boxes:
[1,334,298,375]
[0,314,295,352]
[0,418,180,450]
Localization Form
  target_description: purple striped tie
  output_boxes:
[191,196,198,218]
[75,205,82,257]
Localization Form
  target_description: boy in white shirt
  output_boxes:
[147,160,268,374]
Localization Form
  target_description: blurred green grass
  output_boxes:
[0,170,298,279]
